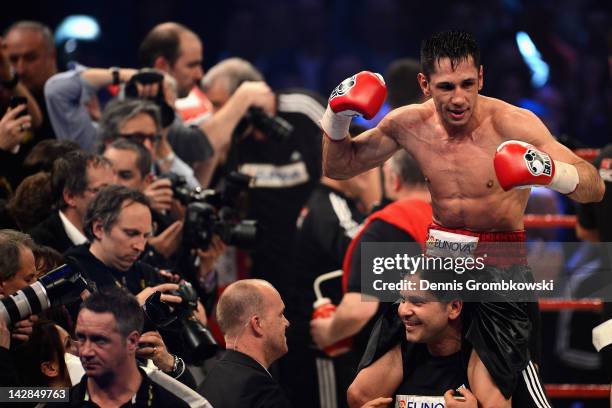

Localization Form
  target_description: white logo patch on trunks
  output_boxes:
[329,75,356,100]
[395,395,445,407]
[239,161,309,188]
[425,229,479,259]
[523,148,552,177]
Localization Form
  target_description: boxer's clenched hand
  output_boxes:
[494,140,579,194]
[321,71,387,141]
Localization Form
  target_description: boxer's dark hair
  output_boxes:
[420,31,480,78]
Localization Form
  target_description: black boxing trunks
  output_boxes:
[424,223,539,399]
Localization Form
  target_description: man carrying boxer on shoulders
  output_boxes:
[321,30,605,407]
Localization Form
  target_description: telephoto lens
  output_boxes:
[0,264,89,326]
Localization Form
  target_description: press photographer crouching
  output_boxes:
[63,185,217,386]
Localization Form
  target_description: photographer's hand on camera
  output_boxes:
[149,220,184,259]
[137,330,175,371]
[0,318,10,349]
[144,178,174,212]
[201,80,274,158]
[196,235,226,282]
[136,283,182,306]
[10,315,37,342]
[0,105,31,151]
[194,300,208,326]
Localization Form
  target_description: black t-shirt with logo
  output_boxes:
[394,341,469,407]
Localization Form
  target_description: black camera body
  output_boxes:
[163,171,258,251]
[143,281,218,363]
[124,69,175,128]
[234,107,294,142]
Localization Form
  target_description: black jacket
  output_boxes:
[198,350,291,408]
[29,212,74,253]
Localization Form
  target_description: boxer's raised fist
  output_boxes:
[494,140,578,194]
[321,71,387,141]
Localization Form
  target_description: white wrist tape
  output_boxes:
[549,160,579,194]
[321,105,352,141]
[593,319,612,352]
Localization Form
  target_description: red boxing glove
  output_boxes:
[494,140,579,194]
[321,71,387,141]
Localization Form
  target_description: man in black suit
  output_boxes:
[198,279,292,407]
[28,150,115,253]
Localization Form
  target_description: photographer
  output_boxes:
[201,58,325,299]
[0,229,38,385]
[44,65,214,187]
[63,185,212,375]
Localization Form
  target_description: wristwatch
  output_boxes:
[168,354,186,378]
[110,67,121,86]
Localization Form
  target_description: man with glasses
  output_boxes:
[44,65,214,187]
[99,98,200,188]
[29,151,116,253]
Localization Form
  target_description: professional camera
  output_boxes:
[161,171,258,250]
[124,69,175,128]
[143,281,218,364]
[183,172,258,251]
[234,107,294,142]
[161,172,207,207]
[0,264,89,326]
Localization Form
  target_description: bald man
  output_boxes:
[198,279,291,408]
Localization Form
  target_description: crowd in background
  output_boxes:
[0,1,610,407]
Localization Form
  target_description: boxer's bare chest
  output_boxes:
[400,119,502,198]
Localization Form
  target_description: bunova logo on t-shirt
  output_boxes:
[395,394,445,408]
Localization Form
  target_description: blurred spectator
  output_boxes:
[28,151,115,253]
[3,21,56,106]
[6,171,53,231]
[201,57,325,299]
[1,22,55,191]
[14,319,71,387]
[22,139,80,175]
[385,58,423,109]
[45,64,213,186]
[32,244,64,276]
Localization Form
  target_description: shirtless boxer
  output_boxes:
[321,31,605,407]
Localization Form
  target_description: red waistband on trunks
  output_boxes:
[428,223,526,243]
[428,223,527,267]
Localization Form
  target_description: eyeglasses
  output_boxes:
[118,132,161,145]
